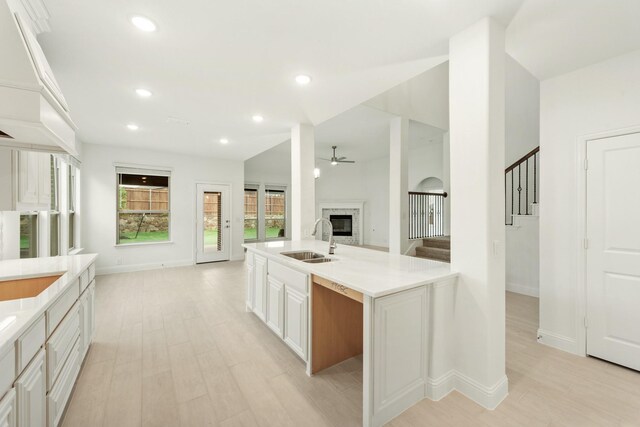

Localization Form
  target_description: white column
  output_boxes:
[449,17,507,406]
[442,132,451,235]
[291,124,316,240]
[389,116,409,254]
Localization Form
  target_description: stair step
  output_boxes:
[422,236,450,250]
[415,246,450,263]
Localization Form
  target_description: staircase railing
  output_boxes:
[408,191,447,239]
[505,146,539,225]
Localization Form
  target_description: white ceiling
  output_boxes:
[506,0,640,80]
[38,0,525,161]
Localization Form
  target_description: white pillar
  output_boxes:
[442,131,451,235]
[389,116,409,254]
[449,17,507,406]
[291,124,316,240]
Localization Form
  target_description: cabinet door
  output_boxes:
[37,153,51,206]
[79,290,90,357]
[88,282,95,339]
[246,264,255,310]
[283,286,308,360]
[253,256,267,321]
[15,349,45,427]
[18,152,38,205]
[0,388,16,427]
[266,277,284,337]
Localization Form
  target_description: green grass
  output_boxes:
[115,226,285,244]
[20,237,29,249]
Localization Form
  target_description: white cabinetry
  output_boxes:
[253,255,267,321]
[15,350,45,427]
[16,151,51,210]
[266,277,284,337]
[245,252,255,310]
[0,388,16,427]
[79,280,95,358]
[283,286,308,360]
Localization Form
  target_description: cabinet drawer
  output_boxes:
[268,261,308,294]
[0,347,15,399]
[46,280,79,337]
[46,304,80,391]
[88,263,95,282]
[15,315,45,374]
[79,270,89,292]
[47,337,80,427]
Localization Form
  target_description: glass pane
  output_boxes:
[118,174,169,212]
[203,192,221,250]
[244,189,258,240]
[69,212,75,249]
[20,214,38,258]
[50,213,59,256]
[118,212,169,244]
[265,189,285,239]
[266,218,285,238]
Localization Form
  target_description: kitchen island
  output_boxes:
[0,254,97,427]
[243,240,457,427]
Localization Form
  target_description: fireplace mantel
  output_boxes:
[317,201,364,245]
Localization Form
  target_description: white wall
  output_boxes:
[506,55,540,166]
[408,136,444,191]
[539,49,640,353]
[82,143,245,274]
[0,148,12,210]
[365,62,450,131]
[315,157,390,247]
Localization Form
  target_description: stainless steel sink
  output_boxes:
[281,251,325,261]
[302,257,333,264]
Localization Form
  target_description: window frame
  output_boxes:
[19,212,38,259]
[243,185,259,242]
[68,163,76,251]
[115,166,172,246]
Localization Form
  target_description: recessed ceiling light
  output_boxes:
[252,115,264,123]
[135,88,152,97]
[131,15,157,32]
[220,138,229,144]
[127,123,139,131]
[295,75,312,85]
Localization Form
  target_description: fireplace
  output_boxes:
[330,215,353,236]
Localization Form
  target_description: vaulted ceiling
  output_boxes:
[38,0,524,160]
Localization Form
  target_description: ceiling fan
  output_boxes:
[320,145,356,165]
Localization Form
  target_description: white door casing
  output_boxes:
[586,131,640,371]
[195,183,230,263]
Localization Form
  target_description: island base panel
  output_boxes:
[311,281,363,374]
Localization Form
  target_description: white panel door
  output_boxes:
[586,132,640,371]
[196,183,230,263]
[0,388,16,427]
[283,286,308,360]
[16,349,45,427]
[266,276,284,337]
[253,256,267,321]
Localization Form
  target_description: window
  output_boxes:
[50,156,60,256]
[20,213,38,258]
[68,164,76,250]
[244,187,258,241]
[265,187,286,239]
[116,167,170,245]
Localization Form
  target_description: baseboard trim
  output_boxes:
[454,372,508,410]
[96,259,193,275]
[506,282,539,297]
[426,370,456,401]
[537,328,580,355]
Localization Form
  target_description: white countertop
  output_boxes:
[242,240,456,298]
[0,254,97,356]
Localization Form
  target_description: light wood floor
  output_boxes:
[62,262,640,427]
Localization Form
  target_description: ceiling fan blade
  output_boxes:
[338,160,356,163]
[337,156,347,161]
[319,158,332,161]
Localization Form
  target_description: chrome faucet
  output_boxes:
[311,218,337,255]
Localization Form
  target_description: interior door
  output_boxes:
[196,183,230,263]
[586,131,640,371]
